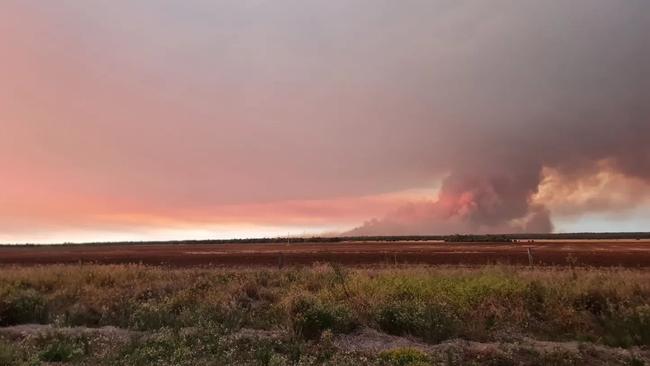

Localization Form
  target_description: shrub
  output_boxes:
[376,301,420,336]
[378,348,430,366]
[625,357,645,366]
[523,281,546,321]
[130,301,180,330]
[592,305,650,348]
[573,290,613,317]
[39,338,86,363]
[291,297,356,340]
[629,305,650,345]
[376,300,456,343]
[0,341,18,366]
[0,287,48,325]
[254,344,273,365]
[64,303,103,327]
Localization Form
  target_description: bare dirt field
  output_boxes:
[2,240,650,267]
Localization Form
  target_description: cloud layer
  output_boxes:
[1,1,649,241]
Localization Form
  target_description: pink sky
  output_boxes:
[1,1,649,243]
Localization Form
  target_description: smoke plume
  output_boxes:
[349,0,650,235]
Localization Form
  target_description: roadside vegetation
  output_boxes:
[0,264,649,365]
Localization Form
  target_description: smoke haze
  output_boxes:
[1,0,649,241]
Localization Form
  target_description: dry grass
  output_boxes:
[0,264,649,365]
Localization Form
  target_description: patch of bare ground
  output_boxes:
[0,324,138,341]
[335,327,650,365]
[0,324,138,361]
[228,327,284,341]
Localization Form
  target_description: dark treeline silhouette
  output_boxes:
[444,234,513,243]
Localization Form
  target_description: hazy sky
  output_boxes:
[1,0,649,243]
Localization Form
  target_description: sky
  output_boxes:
[1,0,649,243]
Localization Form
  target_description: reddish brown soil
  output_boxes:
[2,240,650,267]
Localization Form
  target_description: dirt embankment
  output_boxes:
[2,325,647,365]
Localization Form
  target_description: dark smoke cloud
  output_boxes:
[348,0,650,234]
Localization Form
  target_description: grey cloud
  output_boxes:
[1,0,648,235]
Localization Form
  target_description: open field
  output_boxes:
[1,264,649,365]
[2,239,649,364]
[2,240,650,267]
